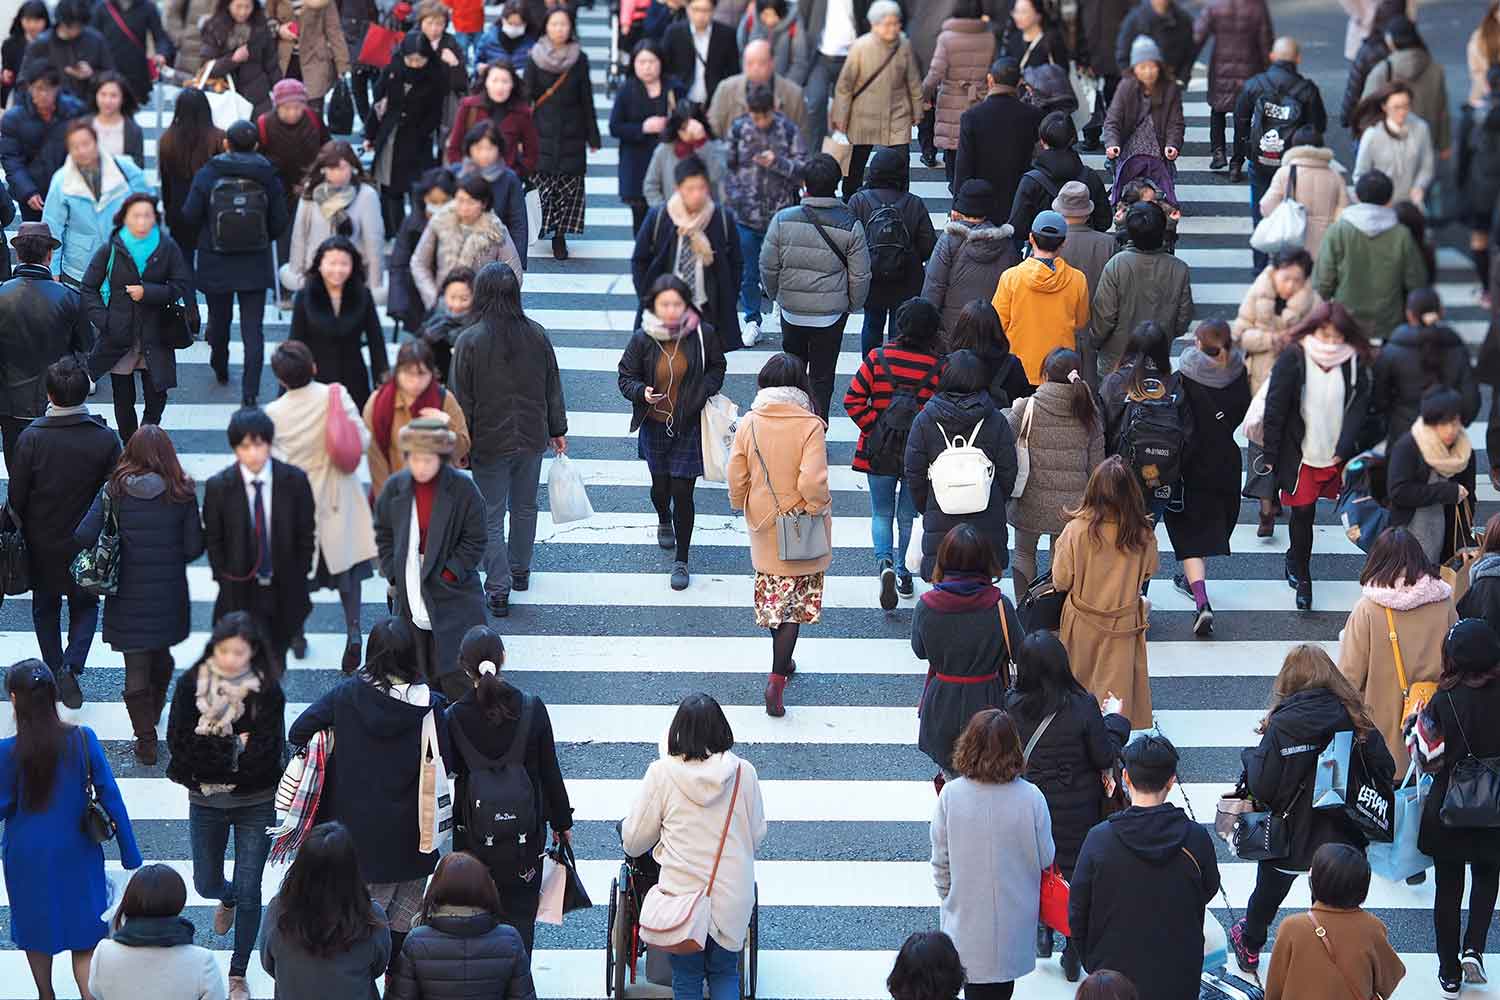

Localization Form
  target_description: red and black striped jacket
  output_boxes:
[843,346,944,473]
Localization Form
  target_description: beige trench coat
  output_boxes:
[267,0,351,101]
[830,32,924,148]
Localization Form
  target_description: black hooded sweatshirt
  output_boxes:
[1007,146,1113,242]
[1070,802,1220,1000]
[846,146,939,307]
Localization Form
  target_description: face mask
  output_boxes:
[502,22,526,37]
[425,202,442,217]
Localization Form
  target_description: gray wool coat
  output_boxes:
[1006,382,1106,537]
[1090,246,1194,376]
[920,220,1020,336]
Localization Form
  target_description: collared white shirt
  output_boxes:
[689,23,711,102]
[819,0,857,57]
[239,462,272,536]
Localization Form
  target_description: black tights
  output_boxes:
[111,370,167,444]
[1435,860,1500,978]
[1288,503,1316,579]
[771,623,799,676]
[650,473,695,561]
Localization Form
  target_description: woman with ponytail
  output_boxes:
[1373,288,1479,451]
[1004,347,1103,597]
[442,625,572,954]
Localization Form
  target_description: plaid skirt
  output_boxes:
[537,171,586,235]
[754,571,825,627]
[638,417,703,479]
[368,877,427,932]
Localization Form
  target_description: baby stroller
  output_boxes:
[606,833,760,998]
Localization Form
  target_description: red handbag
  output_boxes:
[325,384,363,474]
[356,21,404,68]
[1039,864,1071,936]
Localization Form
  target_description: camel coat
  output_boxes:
[1231,265,1322,395]
[1052,515,1158,729]
[361,385,472,500]
[921,19,995,151]
[1259,146,1350,263]
[831,32,924,148]
[1338,584,1456,775]
[1263,905,1406,1000]
[727,398,833,578]
[267,0,351,101]
[264,381,378,576]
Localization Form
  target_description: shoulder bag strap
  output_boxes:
[748,420,786,527]
[704,763,742,897]
[800,206,847,269]
[532,66,572,111]
[1447,690,1478,760]
[501,692,536,766]
[995,601,1012,681]
[1019,397,1035,444]
[1022,711,1056,765]
[1308,911,1381,1000]
[105,1,145,50]
[1384,606,1410,699]
[849,42,901,104]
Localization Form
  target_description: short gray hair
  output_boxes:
[866,1,902,27]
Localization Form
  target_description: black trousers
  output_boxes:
[111,369,168,444]
[780,314,848,421]
[205,289,267,404]
[843,144,876,200]
[1242,862,1299,952]
[1435,859,1500,979]
[964,983,1014,1000]
[0,415,31,465]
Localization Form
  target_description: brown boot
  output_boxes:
[764,674,787,717]
[123,691,158,764]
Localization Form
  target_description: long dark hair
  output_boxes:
[198,611,279,684]
[91,70,139,118]
[474,259,527,335]
[945,299,1006,358]
[6,659,69,812]
[1008,630,1086,720]
[1041,348,1098,434]
[109,425,196,503]
[476,59,528,108]
[305,235,368,298]
[1351,79,1413,136]
[274,822,386,956]
[300,140,370,201]
[1405,286,1448,389]
[1114,320,1172,400]
[361,617,423,689]
[1065,455,1154,551]
[158,88,225,181]
[458,625,517,722]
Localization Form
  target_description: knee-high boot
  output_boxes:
[124,690,159,765]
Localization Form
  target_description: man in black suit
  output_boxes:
[952,57,1045,210]
[202,408,316,671]
[663,0,740,108]
[0,221,93,460]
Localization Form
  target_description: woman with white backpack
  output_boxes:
[903,350,1020,584]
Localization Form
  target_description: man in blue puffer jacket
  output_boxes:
[0,67,87,219]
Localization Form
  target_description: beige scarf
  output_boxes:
[194,657,262,738]
[1410,417,1473,478]
[666,192,716,265]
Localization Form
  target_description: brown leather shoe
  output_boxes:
[214,902,235,936]
[764,674,786,717]
[1257,510,1275,537]
[133,735,157,766]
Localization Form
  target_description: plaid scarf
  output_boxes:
[267,729,334,863]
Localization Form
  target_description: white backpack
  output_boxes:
[928,419,996,515]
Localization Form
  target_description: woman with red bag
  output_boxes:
[264,337,378,674]
[930,708,1055,1000]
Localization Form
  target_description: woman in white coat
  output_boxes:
[263,339,377,675]
[279,141,386,299]
[622,694,768,1000]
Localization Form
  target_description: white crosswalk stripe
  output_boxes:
[0,7,1486,998]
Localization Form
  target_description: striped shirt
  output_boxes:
[843,347,944,473]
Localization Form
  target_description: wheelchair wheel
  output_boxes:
[605,876,619,996]
[610,867,634,998]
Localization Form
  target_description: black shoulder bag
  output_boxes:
[1439,691,1500,828]
[79,729,118,845]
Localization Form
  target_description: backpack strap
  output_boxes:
[501,692,536,766]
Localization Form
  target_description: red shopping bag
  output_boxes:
[1040,864,1070,936]
[357,21,404,68]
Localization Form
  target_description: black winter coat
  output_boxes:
[974,337,1032,408]
[0,90,88,207]
[91,0,175,103]
[1234,62,1328,168]
[953,94,1045,225]
[8,411,120,594]
[904,390,1020,579]
[1191,0,1272,113]
[1460,99,1500,224]
[847,147,939,308]
[1261,345,1373,495]
[165,659,286,796]
[662,19,738,103]
[444,687,574,836]
[75,474,203,652]
[617,322,728,432]
[1079,0,1132,77]
[387,210,429,332]
[1070,802,1221,1000]
[1242,687,1396,871]
[179,152,290,294]
[375,465,489,684]
[0,263,94,419]
[1179,364,1251,495]
[368,58,447,196]
[198,12,278,114]
[1418,681,1500,865]
[451,317,569,463]
[1099,363,1193,457]
[999,24,1068,72]
[1113,0,1195,85]
[1385,429,1475,558]
[631,202,745,354]
[1340,0,1404,130]
[1007,146,1113,242]
[82,231,196,392]
[913,594,1021,773]
[289,677,449,883]
[1456,554,1500,634]
[1005,688,1129,875]
[525,53,601,177]
[202,459,316,650]
[19,27,115,102]
[386,912,537,1000]
[609,78,673,203]
[1371,323,1480,450]
[289,279,390,411]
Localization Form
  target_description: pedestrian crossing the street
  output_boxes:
[0,6,1488,997]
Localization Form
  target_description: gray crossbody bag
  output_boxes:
[749,420,831,562]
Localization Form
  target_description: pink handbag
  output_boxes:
[325,383,363,474]
[637,764,742,954]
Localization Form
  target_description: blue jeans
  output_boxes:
[471,450,545,598]
[803,53,846,152]
[868,473,915,572]
[190,799,275,977]
[669,937,740,1000]
[861,302,892,359]
[31,586,98,674]
[736,222,766,323]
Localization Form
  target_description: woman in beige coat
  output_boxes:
[362,340,471,499]
[264,340,378,674]
[1232,248,1320,395]
[921,2,995,182]
[1337,527,1455,775]
[727,354,832,719]
[267,0,350,106]
[1051,456,1159,729]
[829,0,923,197]
[1259,128,1351,261]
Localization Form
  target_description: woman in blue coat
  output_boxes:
[40,119,151,286]
[610,39,672,235]
[74,425,204,765]
[0,659,141,1000]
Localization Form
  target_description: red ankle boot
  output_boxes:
[764,674,787,717]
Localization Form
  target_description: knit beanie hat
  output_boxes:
[398,416,457,455]
[1446,619,1500,675]
[953,179,996,220]
[1129,35,1163,69]
[272,78,309,108]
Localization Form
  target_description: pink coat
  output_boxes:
[921,19,996,151]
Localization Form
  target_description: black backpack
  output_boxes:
[864,349,940,476]
[1119,387,1186,491]
[864,196,915,284]
[1248,81,1308,169]
[209,175,271,254]
[451,695,542,882]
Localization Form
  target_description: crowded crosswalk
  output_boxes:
[0,4,1486,997]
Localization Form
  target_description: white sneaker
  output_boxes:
[741,319,760,347]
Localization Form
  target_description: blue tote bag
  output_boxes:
[1368,760,1433,882]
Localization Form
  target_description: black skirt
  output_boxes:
[1164,488,1240,559]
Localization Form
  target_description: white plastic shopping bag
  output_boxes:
[548,453,595,524]
[99,866,133,926]
[536,853,567,925]
[904,525,923,577]
[700,393,740,483]
[417,710,453,855]
[525,188,543,247]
